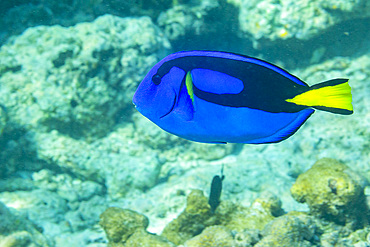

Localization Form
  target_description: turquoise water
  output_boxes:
[0,1,369,246]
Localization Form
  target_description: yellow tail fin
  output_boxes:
[286,79,353,115]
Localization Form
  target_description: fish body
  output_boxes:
[133,51,353,144]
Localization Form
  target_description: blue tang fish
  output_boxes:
[133,51,353,144]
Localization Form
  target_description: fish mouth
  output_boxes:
[160,92,177,119]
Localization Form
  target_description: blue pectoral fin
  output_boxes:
[246,109,315,144]
[174,84,195,121]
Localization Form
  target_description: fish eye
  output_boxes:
[152,74,161,85]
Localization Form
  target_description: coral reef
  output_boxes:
[0,169,108,244]
[0,14,170,140]
[0,201,51,246]
[291,158,369,228]
[98,189,282,246]
[0,0,176,45]
[124,229,175,247]
[225,193,283,232]
[99,157,370,246]
[183,225,234,247]
[99,189,275,246]
[157,0,237,41]
[100,207,149,244]
[255,212,315,246]
[229,0,370,41]
[161,190,212,245]
[100,207,174,247]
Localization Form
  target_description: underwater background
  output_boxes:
[0,0,369,246]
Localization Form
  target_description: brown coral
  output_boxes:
[291,158,369,228]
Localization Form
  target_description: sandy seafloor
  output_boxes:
[0,0,369,246]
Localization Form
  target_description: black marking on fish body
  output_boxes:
[155,55,309,113]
